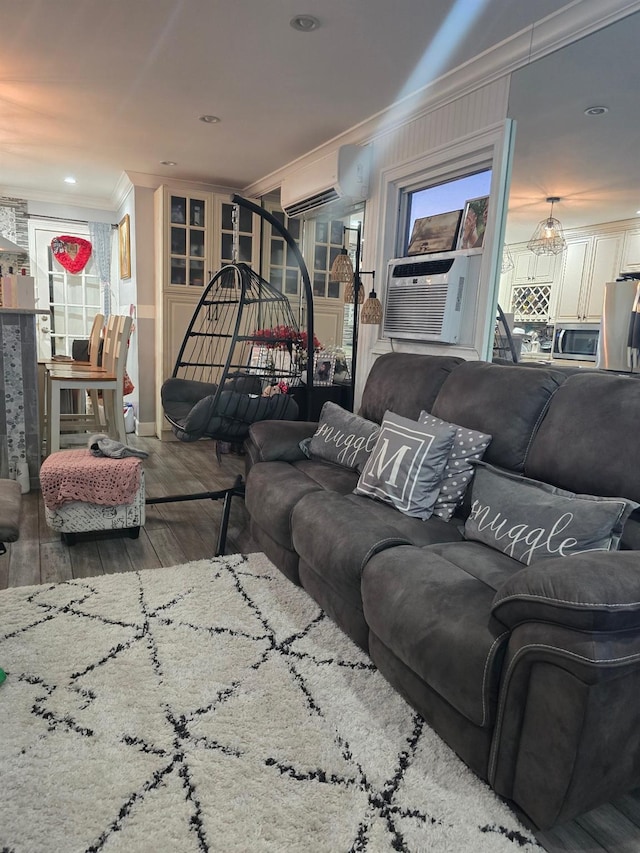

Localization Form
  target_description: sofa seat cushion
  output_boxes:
[245,460,357,551]
[431,361,567,472]
[291,491,413,614]
[341,494,465,548]
[362,542,518,728]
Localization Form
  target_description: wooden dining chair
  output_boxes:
[45,315,133,454]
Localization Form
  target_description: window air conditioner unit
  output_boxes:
[281,145,371,218]
[382,253,469,343]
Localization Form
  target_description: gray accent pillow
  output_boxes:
[464,463,639,566]
[419,411,492,522]
[354,410,456,520]
[299,402,380,473]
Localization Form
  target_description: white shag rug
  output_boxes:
[0,552,540,853]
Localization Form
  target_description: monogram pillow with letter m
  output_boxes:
[354,410,456,519]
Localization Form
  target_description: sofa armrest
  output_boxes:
[492,550,640,632]
[246,419,318,464]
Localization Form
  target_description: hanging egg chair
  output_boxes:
[161,261,307,445]
[148,195,316,557]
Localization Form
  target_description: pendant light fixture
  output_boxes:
[360,272,383,325]
[527,197,567,256]
[501,245,515,273]
[330,246,354,283]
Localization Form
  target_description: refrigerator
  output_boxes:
[596,279,640,372]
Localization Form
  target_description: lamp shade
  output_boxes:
[361,290,383,324]
[527,197,566,256]
[344,277,364,304]
[330,250,354,283]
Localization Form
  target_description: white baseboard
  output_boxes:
[135,420,157,437]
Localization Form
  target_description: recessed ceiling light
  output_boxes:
[160,160,177,166]
[64,176,76,184]
[584,106,609,116]
[199,115,221,124]
[290,15,320,32]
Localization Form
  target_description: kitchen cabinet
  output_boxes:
[621,230,640,272]
[553,234,622,322]
[501,246,558,323]
[513,251,557,284]
[154,186,259,438]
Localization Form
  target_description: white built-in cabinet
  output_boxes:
[621,230,640,272]
[154,185,259,438]
[500,218,636,326]
[553,233,623,322]
[512,251,557,285]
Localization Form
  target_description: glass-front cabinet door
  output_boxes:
[168,193,208,287]
[220,202,255,266]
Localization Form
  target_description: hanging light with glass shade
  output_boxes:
[501,245,515,273]
[527,197,567,256]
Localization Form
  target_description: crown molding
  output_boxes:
[0,184,115,211]
[245,0,640,199]
[122,170,241,196]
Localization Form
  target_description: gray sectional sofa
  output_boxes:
[243,352,640,830]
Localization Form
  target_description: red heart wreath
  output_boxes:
[51,235,93,274]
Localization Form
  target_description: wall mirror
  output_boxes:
[260,191,364,368]
[500,11,640,344]
[504,12,639,242]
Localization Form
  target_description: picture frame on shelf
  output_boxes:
[312,351,337,386]
[119,214,131,279]
[407,210,462,256]
[458,196,489,250]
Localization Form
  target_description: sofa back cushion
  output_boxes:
[358,353,464,425]
[431,361,567,472]
[526,373,640,503]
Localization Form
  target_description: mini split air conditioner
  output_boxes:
[383,253,469,343]
[281,144,371,218]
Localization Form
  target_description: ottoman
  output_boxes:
[40,449,145,544]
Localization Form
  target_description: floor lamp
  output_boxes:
[330,223,383,411]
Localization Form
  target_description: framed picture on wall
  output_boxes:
[407,209,462,256]
[119,214,131,279]
[458,196,489,249]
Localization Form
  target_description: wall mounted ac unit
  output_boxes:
[382,253,469,343]
[281,144,371,218]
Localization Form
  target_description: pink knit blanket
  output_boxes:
[40,449,142,511]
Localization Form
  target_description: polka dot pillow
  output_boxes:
[419,411,492,522]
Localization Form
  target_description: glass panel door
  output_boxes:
[32,223,104,358]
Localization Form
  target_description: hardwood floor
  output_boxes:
[2,435,639,852]
[2,436,255,590]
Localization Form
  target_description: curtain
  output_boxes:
[89,221,112,318]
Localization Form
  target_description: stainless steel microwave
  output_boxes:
[552,323,600,361]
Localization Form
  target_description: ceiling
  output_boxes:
[1,0,571,207]
[504,10,640,243]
